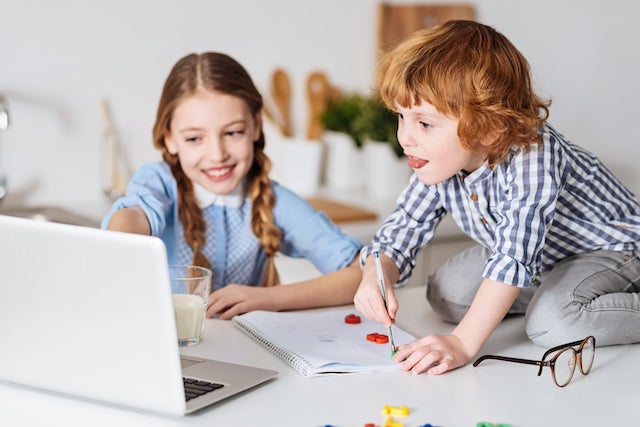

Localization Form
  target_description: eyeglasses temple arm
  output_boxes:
[473,354,546,376]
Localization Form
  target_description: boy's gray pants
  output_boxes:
[426,244,640,347]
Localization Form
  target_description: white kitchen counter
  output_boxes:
[1,284,636,427]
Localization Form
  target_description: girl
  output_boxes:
[103,52,362,320]
[354,20,640,375]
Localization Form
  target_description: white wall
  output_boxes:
[1,0,639,211]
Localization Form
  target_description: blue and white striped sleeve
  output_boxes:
[360,175,446,286]
[483,139,562,287]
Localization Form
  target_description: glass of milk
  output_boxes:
[169,265,212,346]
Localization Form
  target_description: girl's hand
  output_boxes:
[206,284,273,320]
[392,333,472,375]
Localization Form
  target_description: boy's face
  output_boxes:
[164,90,260,195]
[396,100,485,185]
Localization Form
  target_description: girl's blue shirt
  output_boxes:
[102,161,362,290]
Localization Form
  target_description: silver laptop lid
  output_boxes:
[0,215,187,415]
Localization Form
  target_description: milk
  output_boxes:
[172,293,206,344]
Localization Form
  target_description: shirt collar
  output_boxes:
[194,182,245,209]
[459,161,491,184]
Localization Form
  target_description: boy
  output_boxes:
[355,20,640,375]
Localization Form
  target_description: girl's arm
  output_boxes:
[207,257,363,319]
[207,183,366,319]
[105,206,151,235]
[394,278,520,375]
[268,257,363,310]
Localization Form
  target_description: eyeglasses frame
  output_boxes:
[472,336,596,387]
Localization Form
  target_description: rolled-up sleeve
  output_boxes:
[482,141,561,287]
[273,184,362,274]
[101,162,176,236]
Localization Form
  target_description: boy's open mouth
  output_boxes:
[407,155,428,169]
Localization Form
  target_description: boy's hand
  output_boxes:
[354,253,399,328]
[392,333,471,375]
[394,279,521,375]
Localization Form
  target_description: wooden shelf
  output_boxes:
[306,196,378,224]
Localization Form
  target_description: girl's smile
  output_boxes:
[164,90,261,195]
[203,165,234,181]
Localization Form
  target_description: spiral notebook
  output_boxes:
[232,309,415,377]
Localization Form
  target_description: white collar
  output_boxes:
[194,182,245,209]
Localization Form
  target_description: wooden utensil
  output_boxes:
[305,71,331,140]
[271,68,292,137]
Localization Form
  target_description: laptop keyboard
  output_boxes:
[183,377,225,401]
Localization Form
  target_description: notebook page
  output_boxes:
[232,309,416,377]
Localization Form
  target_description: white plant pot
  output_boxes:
[322,131,364,192]
[363,139,411,201]
[265,136,325,197]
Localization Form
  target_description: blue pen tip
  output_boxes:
[374,251,379,259]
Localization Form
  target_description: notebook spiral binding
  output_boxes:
[233,318,315,376]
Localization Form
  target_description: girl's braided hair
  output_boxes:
[152,52,281,286]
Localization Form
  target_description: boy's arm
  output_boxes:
[395,278,520,375]
[452,278,521,356]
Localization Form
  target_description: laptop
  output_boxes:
[0,214,278,416]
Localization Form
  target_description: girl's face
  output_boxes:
[396,100,485,185]
[165,90,261,195]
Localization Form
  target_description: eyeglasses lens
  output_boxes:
[580,336,595,374]
[553,347,576,387]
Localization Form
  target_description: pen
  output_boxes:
[373,251,397,353]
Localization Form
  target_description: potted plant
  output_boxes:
[320,93,365,148]
[319,93,367,192]
[352,95,411,200]
[352,95,403,158]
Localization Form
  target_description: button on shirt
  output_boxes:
[361,124,640,288]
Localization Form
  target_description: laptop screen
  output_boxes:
[0,215,187,414]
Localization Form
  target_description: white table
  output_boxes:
[1,285,637,427]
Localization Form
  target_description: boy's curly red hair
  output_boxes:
[377,20,551,166]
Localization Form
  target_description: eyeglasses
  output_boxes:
[473,336,596,387]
